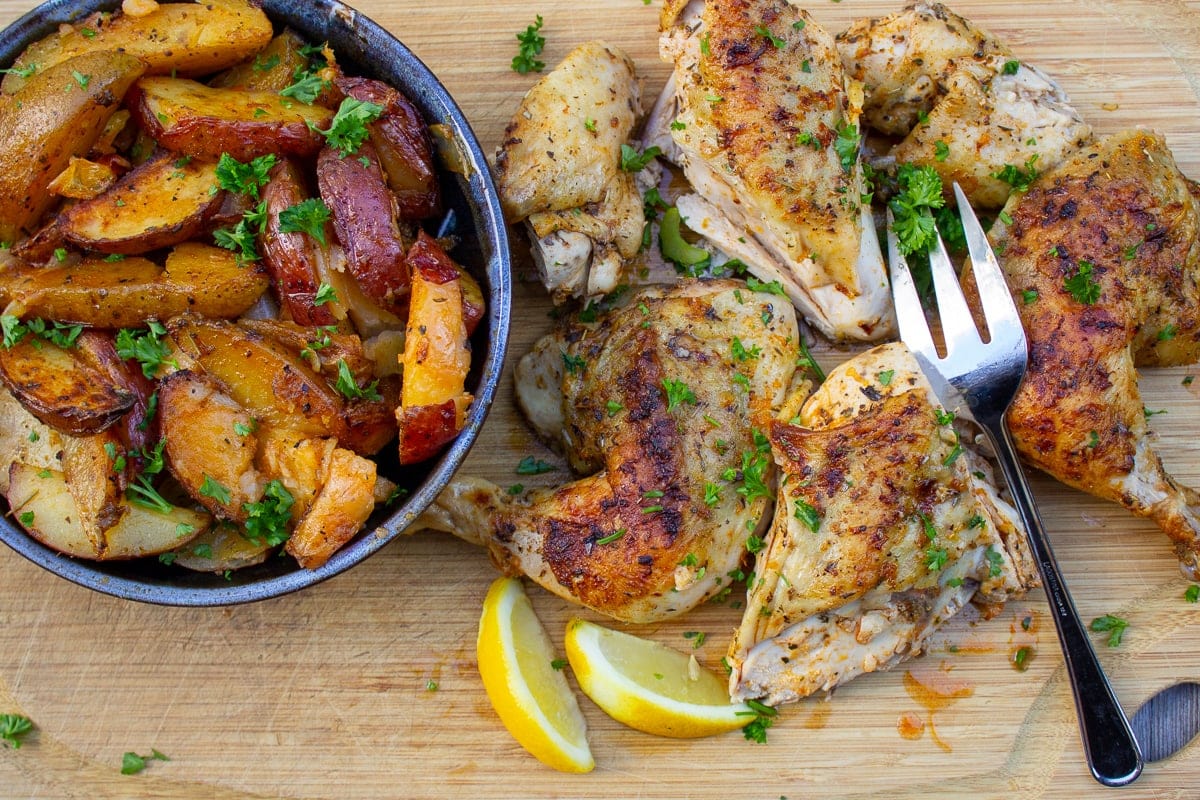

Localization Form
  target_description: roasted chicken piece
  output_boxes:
[973,129,1200,576]
[729,343,1037,705]
[647,0,892,342]
[493,41,648,301]
[839,2,1091,209]
[420,280,799,623]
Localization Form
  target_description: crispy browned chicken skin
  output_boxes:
[974,129,1200,576]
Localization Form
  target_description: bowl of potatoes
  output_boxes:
[0,0,511,604]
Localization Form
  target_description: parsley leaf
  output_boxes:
[115,322,176,379]
[753,25,785,49]
[1089,614,1128,647]
[833,120,859,172]
[745,276,787,296]
[620,144,662,173]
[333,358,381,401]
[215,153,276,198]
[1064,260,1101,304]
[121,749,169,775]
[511,15,546,74]
[793,498,820,532]
[242,480,294,547]
[0,63,36,78]
[889,163,945,257]
[661,378,697,411]
[278,198,331,245]
[312,98,384,156]
[199,476,232,505]
[992,154,1039,193]
[0,714,33,749]
[516,456,554,475]
[280,71,330,104]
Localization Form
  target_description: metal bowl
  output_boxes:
[0,0,511,604]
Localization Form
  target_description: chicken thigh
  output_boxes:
[729,344,1037,705]
[494,41,648,301]
[647,0,893,342]
[420,281,799,623]
[975,129,1200,576]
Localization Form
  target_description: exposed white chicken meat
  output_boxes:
[418,280,799,623]
[648,0,893,342]
[493,41,649,301]
[728,343,1037,705]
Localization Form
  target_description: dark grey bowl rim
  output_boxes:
[0,0,511,605]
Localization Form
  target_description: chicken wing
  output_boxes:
[976,130,1200,576]
[647,0,893,342]
[420,280,799,623]
[493,41,647,301]
[729,343,1037,705]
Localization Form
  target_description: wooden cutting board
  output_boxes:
[2,0,1199,797]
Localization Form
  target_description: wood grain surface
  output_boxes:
[2,0,1200,797]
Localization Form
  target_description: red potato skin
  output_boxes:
[260,159,337,326]
[317,141,410,311]
[128,82,328,162]
[337,76,440,220]
[396,399,459,465]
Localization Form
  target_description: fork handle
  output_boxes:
[984,419,1143,787]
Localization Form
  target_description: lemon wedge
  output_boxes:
[477,577,594,773]
[563,617,755,738]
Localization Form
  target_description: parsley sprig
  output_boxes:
[278,198,331,245]
[243,480,295,546]
[0,714,33,749]
[334,358,382,401]
[511,15,546,74]
[1089,614,1128,647]
[115,321,176,379]
[311,98,384,157]
[0,315,82,350]
[1064,260,1101,304]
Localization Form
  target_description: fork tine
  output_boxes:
[954,182,1024,348]
[927,217,981,357]
[886,208,938,361]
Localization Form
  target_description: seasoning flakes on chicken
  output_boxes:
[839,2,1091,209]
[729,343,1037,705]
[419,280,799,623]
[976,130,1200,576]
[493,41,648,301]
[647,0,893,342]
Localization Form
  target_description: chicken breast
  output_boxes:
[974,129,1200,576]
[493,41,647,301]
[729,343,1037,705]
[419,280,799,623]
[649,0,893,342]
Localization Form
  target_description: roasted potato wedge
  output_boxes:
[0,243,269,327]
[166,316,397,455]
[0,387,64,494]
[239,318,373,382]
[59,152,223,254]
[317,142,410,310]
[159,369,262,522]
[210,29,309,93]
[1,0,272,95]
[457,263,486,337]
[338,76,440,220]
[0,52,145,243]
[285,447,376,570]
[257,427,337,523]
[260,159,338,326]
[0,330,135,435]
[61,429,128,553]
[315,244,403,338]
[10,221,68,264]
[131,76,334,162]
[168,524,272,573]
[8,463,208,559]
[396,233,473,464]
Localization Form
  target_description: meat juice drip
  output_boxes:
[900,665,974,753]
[803,698,832,730]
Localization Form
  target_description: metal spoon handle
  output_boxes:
[986,420,1143,787]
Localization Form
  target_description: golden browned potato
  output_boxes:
[0,0,272,95]
[257,427,337,523]
[0,387,64,494]
[0,243,269,327]
[239,318,374,383]
[285,447,377,569]
[396,233,473,464]
[260,159,339,326]
[159,369,262,522]
[8,463,209,559]
[59,151,223,254]
[61,429,128,554]
[0,331,135,435]
[168,524,272,572]
[131,77,334,162]
[210,29,310,93]
[0,51,145,243]
[166,316,397,456]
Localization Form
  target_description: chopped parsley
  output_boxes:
[115,322,176,378]
[550,658,568,671]
[731,337,761,362]
[334,359,382,401]
[753,25,786,49]
[1158,324,1178,341]
[511,15,546,74]
[1186,585,1200,603]
[121,749,169,775]
[242,480,295,547]
[280,71,330,104]
[1,714,33,749]
[314,283,339,306]
[833,121,859,172]
[793,499,820,532]
[745,276,787,296]
[993,154,1039,193]
[1063,260,1101,304]
[704,482,721,507]
[561,351,586,375]
[683,630,707,649]
[1089,614,1128,647]
[746,535,765,554]
[312,97,384,157]
[1001,59,1021,75]
[215,153,276,198]
[516,456,554,475]
[934,140,950,162]
[1022,289,1039,305]
[620,144,662,173]
[889,163,945,257]
[0,63,37,78]
[605,400,624,417]
[985,546,1004,578]
[796,336,826,383]
[199,476,232,505]
[1,316,82,350]
[662,378,697,411]
[278,198,331,245]
[877,369,894,386]
[596,528,626,545]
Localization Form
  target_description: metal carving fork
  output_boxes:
[887,183,1143,787]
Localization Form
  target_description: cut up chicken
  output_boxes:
[971,129,1200,577]
[728,343,1037,705]
[493,41,649,301]
[838,2,1091,209]
[419,280,799,623]
[648,0,893,342]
